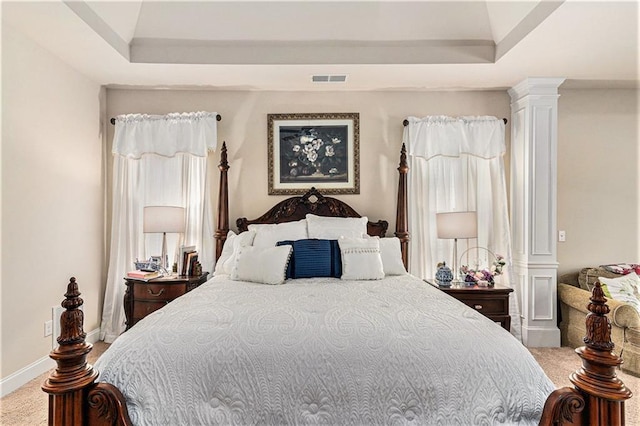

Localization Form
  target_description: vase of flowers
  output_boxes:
[459,252,506,286]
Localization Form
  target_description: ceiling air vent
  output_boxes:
[312,75,347,83]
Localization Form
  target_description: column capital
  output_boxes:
[508,77,566,101]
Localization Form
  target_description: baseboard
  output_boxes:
[0,328,101,398]
[522,325,561,347]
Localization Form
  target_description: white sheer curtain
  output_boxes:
[403,115,521,340]
[100,112,217,343]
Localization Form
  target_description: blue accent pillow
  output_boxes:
[276,239,342,279]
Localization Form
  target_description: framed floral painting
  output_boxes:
[268,112,360,195]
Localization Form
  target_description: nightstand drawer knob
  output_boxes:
[147,288,165,297]
[474,304,483,310]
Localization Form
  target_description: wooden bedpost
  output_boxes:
[215,141,230,261]
[395,143,409,270]
[43,277,131,426]
[539,281,632,426]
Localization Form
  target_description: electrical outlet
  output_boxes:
[558,230,566,242]
[44,320,53,337]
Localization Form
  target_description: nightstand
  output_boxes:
[426,280,513,331]
[123,272,209,330]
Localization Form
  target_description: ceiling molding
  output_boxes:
[63,0,130,61]
[130,39,495,65]
[495,0,565,61]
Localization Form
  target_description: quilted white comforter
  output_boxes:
[96,275,555,425]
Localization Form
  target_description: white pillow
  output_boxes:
[306,214,368,239]
[248,219,308,249]
[378,237,407,276]
[598,272,640,315]
[213,230,256,276]
[230,245,292,285]
[338,237,384,280]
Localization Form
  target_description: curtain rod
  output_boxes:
[110,114,222,125]
[403,117,508,126]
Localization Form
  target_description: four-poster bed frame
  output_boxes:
[43,143,631,425]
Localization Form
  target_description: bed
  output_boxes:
[43,144,632,425]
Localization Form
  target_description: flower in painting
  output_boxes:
[279,125,348,180]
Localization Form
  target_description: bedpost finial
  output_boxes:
[219,141,229,171]
[58,277,86,345]
[398,143,408,173]
[583,280,614,351]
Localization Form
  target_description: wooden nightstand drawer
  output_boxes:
[426,280,513,331]
[133,300,168,319]
[133,283,186,301]
[455,297,506,314]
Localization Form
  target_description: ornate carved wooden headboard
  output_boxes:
[236,187,388,237]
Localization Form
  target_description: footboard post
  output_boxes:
[539,281,632,426]
[43,277,131,426]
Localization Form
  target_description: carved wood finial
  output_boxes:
[398,143,408,174]
[218,141,229,172]
[58,277,86,345]
[583,280,614,351]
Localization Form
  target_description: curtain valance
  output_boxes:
[112,111,218,158]
[405,116,505,160]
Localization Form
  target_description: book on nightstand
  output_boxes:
[126,270,161,280]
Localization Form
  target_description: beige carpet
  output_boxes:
[1,343,637,425]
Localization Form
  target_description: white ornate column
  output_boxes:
[508,77,565,347]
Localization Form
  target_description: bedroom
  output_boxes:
[1,0,638,422]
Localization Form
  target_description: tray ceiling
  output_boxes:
[2,1,638,90]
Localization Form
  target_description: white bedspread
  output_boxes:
[96,275,555,425]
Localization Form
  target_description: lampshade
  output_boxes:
[436,211,478,239]
[143,206,185,233]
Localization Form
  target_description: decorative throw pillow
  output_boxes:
[600,263,640,275]
[213,230,256,276]
[248,219,308,249]
[598,272,640,315]
[338,237,384,280]
[277,239,342,279]
[230,245,292,285]
[578,267,620,291]
[378,237,407,276]
[306,214,368,239]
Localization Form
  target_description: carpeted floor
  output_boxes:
[1,343,637,425]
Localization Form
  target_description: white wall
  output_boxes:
[557,89,639,274]
[1,24,104,388]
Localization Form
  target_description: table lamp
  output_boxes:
[143,206,186,272]
[436,211,478,282]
